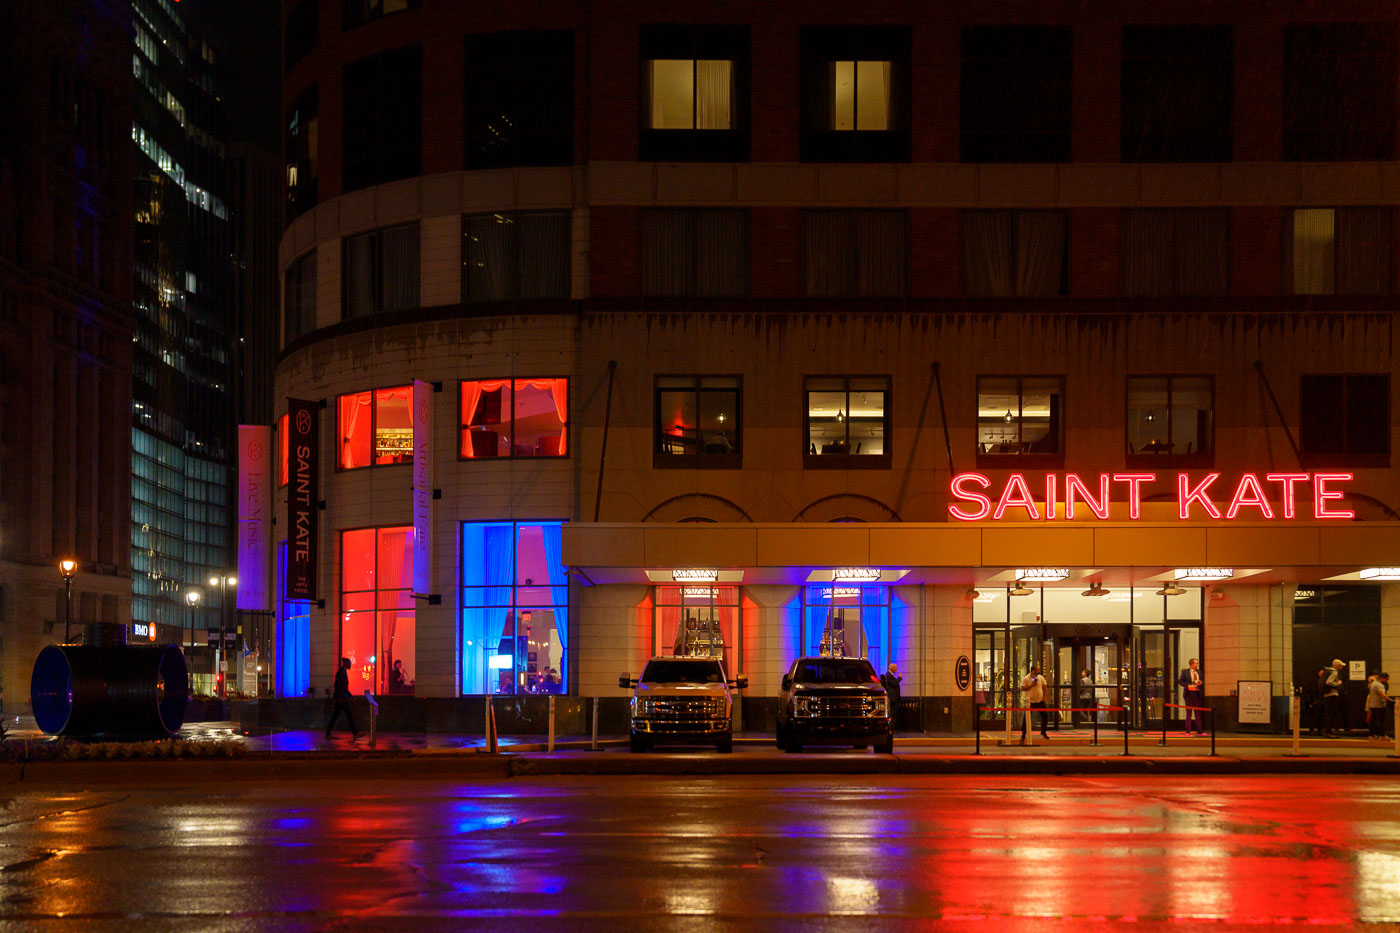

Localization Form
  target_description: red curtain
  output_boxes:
[459,380,509,457]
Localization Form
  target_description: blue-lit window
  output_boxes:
[460,521,567,695]
[801,584,887,674]
[278,541,311,698]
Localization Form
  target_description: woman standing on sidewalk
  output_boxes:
[1367,672,1391,738]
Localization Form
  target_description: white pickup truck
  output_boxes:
[619,656,748,753]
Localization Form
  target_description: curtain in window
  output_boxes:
[696,210,747,297]
[296,253,317,334]
[962,211,1013,297]
[460,522,515,693]
[339,392,372,468]
[344,233,375,317]
[1337,208,1391,295]
[1176,209,1228,295]
[464,214,515,300]
[550,379,568,453]
[695,59,732,129]
[459,379,509,457]
[641,210,692,296]
[1121,210,1174,296]
[855,60,891,131]
[857,211,905,297]
[804,212,855,296]
[541,522,567,660]
[379,224,419,312]
[1015,211,1066,296]
[1293,208,1335,295]
[518,212,570,299]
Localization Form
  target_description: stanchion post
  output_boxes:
[975,704,981,756]
[1092,709,1099,747]
[1161,704,1168,746]
[1209,707,1216,757]
[1122,706,1130,756]
[1004,687,1012,746]
[1392,701,1399,759]
[591,696,599,751]
[548,695,556,753]
[1290,695,1302,757]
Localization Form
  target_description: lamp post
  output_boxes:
[58,559,77,642]
[209,574,237,698]
[184,589,201,664]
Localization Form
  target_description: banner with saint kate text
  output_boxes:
[286,398,319,601]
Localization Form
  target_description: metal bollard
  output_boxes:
[975,704,981,756]
[548,695,556,753]
[365,690,379,749]
[1004,689,1013,746]
[486,696,498,754]
[591,696,599,751]
[1393,701,1399,759]
[1290,695,1302,756]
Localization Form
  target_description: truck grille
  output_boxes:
[796,695,887,718]
[636,697,726,717]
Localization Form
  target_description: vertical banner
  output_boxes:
[236,425,272,610]
[286,398,319,601]
[412,380,434,597]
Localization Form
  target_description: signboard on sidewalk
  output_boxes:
[1237,680,1272,724]
[1350,660,1366,680]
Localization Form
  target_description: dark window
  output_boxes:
[977,376,1064,460]
[802,210,906,297]
[343,0,419,30]
[342,223,419,318]
[960,210,1068,296]
[1299,374,1389,466]
[655,375,741,469]
[285,0,318,73]
[800,26,911,162]
[1284,24,1397,161]
[460,378,569,459]
[640,25,749,161]
[961,27,1072,162]
[1291,208,1393,296]
[342,46,420,192]
[1120,209,1229,296]
[1121,26,1233,162]
[461,211,570,301]
[1126,375,1213,465]
[285,85,318,220]
[465,31,574,169]
[805,376,891,469]
[640,210,749,297]
[284,249,317,344]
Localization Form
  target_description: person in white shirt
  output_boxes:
[1021,665,1049,739]
[1177,657,1205,734]
[1367,672,1391,738]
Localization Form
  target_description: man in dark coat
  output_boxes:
[881,663,903,729]
[325,657,360,740]
[1177,657,1205,734]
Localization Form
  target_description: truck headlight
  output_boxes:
[872,696,888,717]
[794,696,815,717]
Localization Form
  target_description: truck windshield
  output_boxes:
[641,659,726,684]
[792,660,879,685]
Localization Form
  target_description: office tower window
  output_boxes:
[338,386,414,470]
[802,210,906,297]
[460,378,568,459]
[343,0,419,30]
[343,222,419,318]
[642,25,749,161]
[285,0,317,73]
[806,376,891,468]
[800,26,911,162]
[285,85,319,219]
[283,249,316,345]
[655,376,741,468]
[962,26,1072,163]
[1284,24,1397,161]
[961,210,1068,297]
[461,211,570,301]
[342,45,421,191]
[1299,374,1389,466]
[1126,376,1214,464]
[640,210,749,297]
[1121,209,1229,296]
[465,31,574,169]
[1291,208,1393,295]
[977,376,1064,458]
[1121,26,1233,162]
[340,526,416,697]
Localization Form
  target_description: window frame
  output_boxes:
[1119,25,1234,163]
[285,0,318,73]
[341,221,420,319]
[285,84,319,220]
[1124,374,1215,468]
[639,25,750,162]
[464,30,575,170]
[975,374,1066,466]
[960,26,1073,164]
[457,377,570,462]
[1120,208,1231,297]
[799,26,912,163]
[803,374,892,470]
[335,384,415,472]
[341,44,421,192]
[639,209,751,298]
[1287,207,1394,297]
[284,248,317,345]
[959,209,1069,297]
[337,524,416,697]
[1298,373,1391,468]
[654,375,742,470]
[342,0,420,31]
[460,210,572,302]
[801,209,909,298]
[1283,24,1398,162]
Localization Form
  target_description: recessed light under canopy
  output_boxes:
[1359,567,1400,581]
[1175,568,1233,581]
[1015,568,1069,583]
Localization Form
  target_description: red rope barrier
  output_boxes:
[981,706,1126,714]
[1162,702,1213,712]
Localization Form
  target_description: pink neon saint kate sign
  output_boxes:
[948,471,1354,522]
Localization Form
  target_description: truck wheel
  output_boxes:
[715,735,733,754]
[876,733,895,755]
[775,724,786,749]
[629,732,651,753]
[784,732,803,754]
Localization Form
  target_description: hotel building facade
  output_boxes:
[266,0,1400,730]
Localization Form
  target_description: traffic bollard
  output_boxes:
[1290,695,1303,757]
[364,691,379,749]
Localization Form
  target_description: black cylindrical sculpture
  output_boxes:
[31,642,188,739]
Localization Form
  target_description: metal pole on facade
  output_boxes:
[59,559,77,643]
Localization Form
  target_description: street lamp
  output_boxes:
[58,559,77,642]
[209,574,237,698]
[184,589,201,662]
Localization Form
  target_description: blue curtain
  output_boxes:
[460,522,515,694]
[540,521,567,693]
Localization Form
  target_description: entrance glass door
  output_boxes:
[1049,630,1126,729]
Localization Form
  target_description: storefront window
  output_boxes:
[802,584,888,673]
[1126,375,1213,464]
[655,375,740,467]
[977,375,1063,458]
[337,385,414,470]
[805,376,890,467]
[277,541,310,698]
[460,378,568,459]
[652,585,739,675]
[340,526,416,695]
[460,520,568,695]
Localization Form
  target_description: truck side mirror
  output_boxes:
[781,675,791,691]
[618,674,634,689]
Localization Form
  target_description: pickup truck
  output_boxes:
[619,656,747,753]
[775,656,894,754]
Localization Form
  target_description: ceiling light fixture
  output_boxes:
[672,569,718,583]
[1009,581,1034,597]
[1174,568,1234,581]
[965,587,981,600]
[1156,582,1187,596]
[1359,567,1400,581]
[833,567,881,582]
[1003,410,1014,423]
[1081,581,1109,597]
[1014,568,1069,583]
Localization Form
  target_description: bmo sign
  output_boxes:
[949,471,1354,522]
[131,622,159,642]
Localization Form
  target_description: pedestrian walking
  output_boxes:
[1322,659,1345,737]
[880,662,903,729]
[325,657,360,740]
[1367,672,1391,738]
[1021,665,1049,739]
[1177,657,1205,734]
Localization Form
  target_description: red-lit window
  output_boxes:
[337,385,414,470]
[277,413,289,487]
[460,378,568,459]
[340,525,416,696]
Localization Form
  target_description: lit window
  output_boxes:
[805,376,890,467]
[1292,208,1392,296]
[801,27,910,161]
[829,60,890,131]
[977,376,1064,458]
[655,376,740,467]
[802,584,889,674]
[460,378,567,459]
[1126,376,1213,463]
[653,585,739,674]
[337,385,414,470]
[649,59,733,129]
[340,526,415,696]
[278,541,310,697]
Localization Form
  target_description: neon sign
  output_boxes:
[949,472,1354,522]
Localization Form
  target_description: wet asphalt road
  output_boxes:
[0,775,1397,931]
